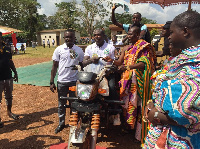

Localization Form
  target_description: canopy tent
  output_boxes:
[2,31,15,37]
[0,25,22,47]
[129,0,200,10]
[0,25,22,33]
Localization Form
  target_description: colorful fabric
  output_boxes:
[120,39,156,144]
[2,31,14,37]
[151,56,174,90]
[144,46,200,148]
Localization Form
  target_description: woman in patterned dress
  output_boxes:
[143,10,200,149]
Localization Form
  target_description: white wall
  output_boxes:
[40,32,57,46]
[39,30,81,46]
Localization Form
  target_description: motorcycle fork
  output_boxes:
[68,111,79,147]
[91,114,100,149]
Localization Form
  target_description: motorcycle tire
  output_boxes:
[69,133,92,149]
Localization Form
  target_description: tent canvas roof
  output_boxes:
[0,25,22,33]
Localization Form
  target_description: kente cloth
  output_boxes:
[120,39,156,144]
[143,46,200,149]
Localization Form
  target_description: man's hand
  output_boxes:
[103,56,113,62]
[118,65,127,72]
[144,101,154,122]
[13,73,18,82]
[147,107,174,126]
[112,3,116,10]
[91,57,100,64]
[50,83,56,93]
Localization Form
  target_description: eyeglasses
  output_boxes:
[70,49,76,59]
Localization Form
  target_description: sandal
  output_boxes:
[9,113,19,120]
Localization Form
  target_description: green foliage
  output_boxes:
[47,0,110,41]
[114,13,157,25]
[0,0,157,42]
[115,13,132,24]
[76,0,109,40]
[150,28,159,40]
[0,0,47,41]
[141,17,157,24]
[47,1,79,30]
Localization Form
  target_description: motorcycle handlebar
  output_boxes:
[60,96,79,100]
[104,100,125,105]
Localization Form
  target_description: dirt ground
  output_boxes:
[0,58,141,149]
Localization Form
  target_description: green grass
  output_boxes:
[12,46,56,60]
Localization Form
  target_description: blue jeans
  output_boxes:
[57,81,76,125]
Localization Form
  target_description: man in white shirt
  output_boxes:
[83,28,121,125]
[110,35,123,46]
[47,39,50,48]
[50,29,84,134]
[52,39,55,47]
[42,39,45,48]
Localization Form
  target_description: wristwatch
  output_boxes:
[154,111,161,124]
[50,82,54,85]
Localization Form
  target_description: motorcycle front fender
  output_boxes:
[69,126,90,144]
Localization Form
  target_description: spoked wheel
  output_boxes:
[69,133,92,149]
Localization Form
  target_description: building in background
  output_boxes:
[37,29,81,46]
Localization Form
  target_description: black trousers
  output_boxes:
[106,73,120,101]
[57,81,76,125]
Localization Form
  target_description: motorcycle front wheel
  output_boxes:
[69,133,92,149]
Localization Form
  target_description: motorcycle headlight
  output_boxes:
[77,84,93,100]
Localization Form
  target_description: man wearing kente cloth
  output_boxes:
[104,26,156,144]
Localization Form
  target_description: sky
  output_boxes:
[37,0,200,24]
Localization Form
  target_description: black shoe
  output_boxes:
[55,124,65,134]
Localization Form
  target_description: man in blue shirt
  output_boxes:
[111,3,151,43]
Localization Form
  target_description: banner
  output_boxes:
[12,33,17,48]
[16,43,26,51]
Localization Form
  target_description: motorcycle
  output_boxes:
[60,62,124,149]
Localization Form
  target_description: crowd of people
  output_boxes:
[0,5,200,149]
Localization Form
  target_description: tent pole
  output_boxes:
[188,0,192,10]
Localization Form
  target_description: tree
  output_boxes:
[0,0,43,41]
[114,13,157,25]
[75,0,109,42]
[20,0,39,41]
[0,0,20,28]
[115,13,132,24]
[36,14,48,31]
[47,1,79,30]
[141,17,157,24]
[150,28,159,40]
